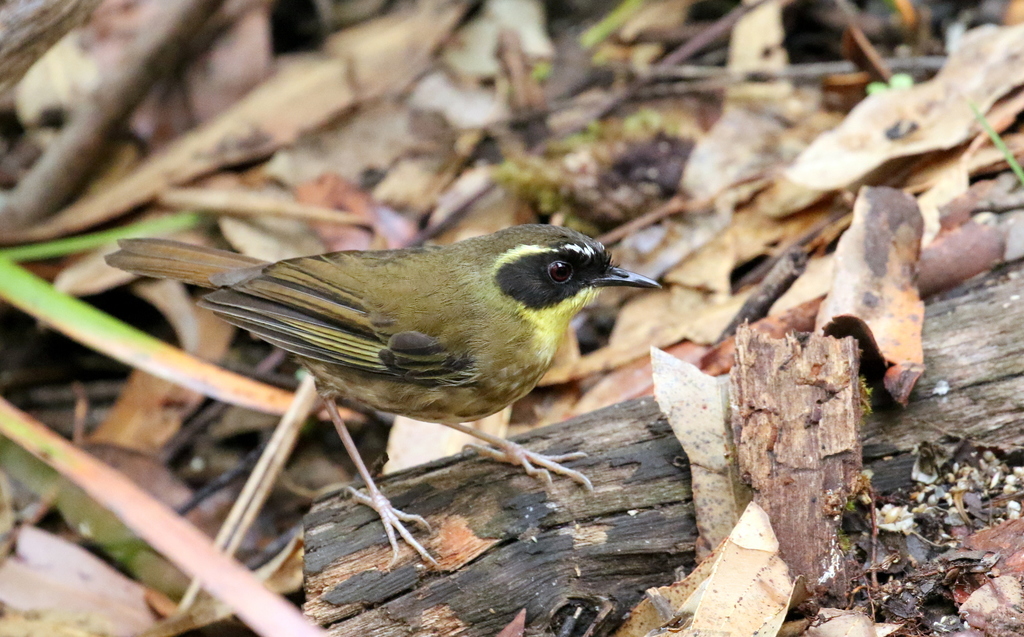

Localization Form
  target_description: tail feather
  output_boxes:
[106,238,268,288]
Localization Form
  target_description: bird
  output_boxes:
[106,224,658,566]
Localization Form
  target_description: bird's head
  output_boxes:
[473,225,659,354]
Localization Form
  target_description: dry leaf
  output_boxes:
[960,576,1024,633]
[805,609,900,637]
[89,295,234,453]
[769,254,834,316]
[494,609,527,637]
[138,533,304,637]
[571,341,707,417]
[726,0,789,104]
[817,187,925,404]
[409,71,508,129]
[699,297,821,377]
[917,161,969,246]
[963,518,1024,575]
[15,32,100,129]
[0,526,157,637]
[0,609,117,637]
[6,56,358,243]
[917,221,1005,298]
[613,502,792,637]
[218,215,326,261]
[325,0,469,100]
[542,288,747,385]
[442,0,552,79]
[53,245,138,297]
[652,348,750,558]
[787,23,1024,190]
[266,101,429,188]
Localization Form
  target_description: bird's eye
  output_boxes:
[548,260,573,283]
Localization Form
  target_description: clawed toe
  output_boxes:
[347,487,437,567]
[465,441,593,491]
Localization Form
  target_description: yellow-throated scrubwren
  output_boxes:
[107,224,658,565]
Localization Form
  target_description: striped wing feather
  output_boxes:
[199,254,475,384]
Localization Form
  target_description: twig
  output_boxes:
[176,440,266,516]
[0,397,327,637]
[178,373,319,609]
[716,247,807,344]
[596,195,693,245]
[643,56,946,83]
[834,0,892,82]
[409,173,497,247]
[0,0,103,94]
[0,0,227,233]
[158,188,368,226]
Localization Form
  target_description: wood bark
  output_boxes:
[304,262,1024,636]
[0,0,227,232]
[0,0,102,94]
[730,328,861,599]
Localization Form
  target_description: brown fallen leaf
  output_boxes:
[917,221,1006,298]
[652,348,750,559]
[725,0,789,104]
[570,341,707,417]
[787,23,1024,191]
[324,0,469,101]
[805,609,901,637]
[384,409,508,474]
[0,608,116,637]
[494,609,527,637]
[963,518,1024,576]
[3,56,358,244]
[89,287,235,453]
[817,186,925,404]
[0,398,327,637]
[612,501,793,637]
[960,576,1024,634]
[699,297,821,377]
[541,288,748,386]
[0,526,157,637]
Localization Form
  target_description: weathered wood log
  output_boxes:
[304,262,1024,636]
[864,263,1024,452]
[304,398,696,636]
[731,329,862,599]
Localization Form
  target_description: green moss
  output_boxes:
[837,528,852,552]
[494,157,567,215]
[860,377,873,417]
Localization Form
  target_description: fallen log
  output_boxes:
[304,260,1024,636]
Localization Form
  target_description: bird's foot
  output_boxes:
[346,486,437,568]
[466,440,593,491]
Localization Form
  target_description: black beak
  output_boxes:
[594,266,660,289]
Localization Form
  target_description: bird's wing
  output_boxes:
[198,254,476,384]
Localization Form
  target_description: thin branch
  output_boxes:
[0,0,227,232]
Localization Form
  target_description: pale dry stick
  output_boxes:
[645,56,946,82]
[0,0,227,233]
[0,397,326,637]
[159,188,369,226]
[0,0,103,93]
[178,373,319,609]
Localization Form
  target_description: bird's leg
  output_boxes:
[442,421,593,491]
[322,399,437,568]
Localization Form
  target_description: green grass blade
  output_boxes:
[969,99,1024,187]
[0,258,293,414]
[0,211,204,262]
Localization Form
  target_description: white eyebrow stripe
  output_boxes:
[563,243,597,258]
